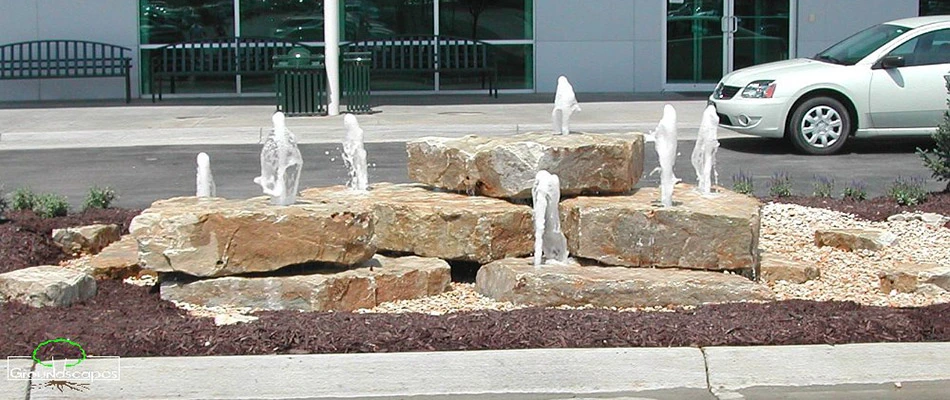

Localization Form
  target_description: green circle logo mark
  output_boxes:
[32,338,86,368]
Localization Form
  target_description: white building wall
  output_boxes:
[796,0,918,58]
[0,0,138,101]
[535,0,639,93]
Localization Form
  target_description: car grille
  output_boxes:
[717,113,733,126]
[716,85,741,100]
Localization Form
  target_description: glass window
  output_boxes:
[140,0,235,44]
[666,0,724,83]
[887,29,950,66]
[921,0,950,16]
[343,0,433,41]
[240,0,325,42]
[814,23,909,65]
[439,0,532,40]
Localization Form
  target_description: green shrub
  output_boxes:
[842,180,868,201]
[11,187,36,211]
[0,184,7,214]
[916,77,950,192]
[32,193,69,218]
[83,186,118,210]
[768,171,793,197]
[731,170,754,195]
[812,175,835,198]
[887,176,928,206]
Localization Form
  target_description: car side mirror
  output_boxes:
[879,55,906,69]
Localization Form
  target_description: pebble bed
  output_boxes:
[357,202,950,314]
[154,203,950,322]
[760,202,950,307]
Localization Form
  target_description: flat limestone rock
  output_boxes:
[160,255,451,312]
[0,266,96,307]
[130,196,375,278]
[407,132,644,199]
[878,262,950,294]
[52,223,121,255]
[561,184,760,272]
[760,252,820,284]
[67,235,146,280]
[475,258,772,308]
[301,184,533,263]
[815,228,898,252]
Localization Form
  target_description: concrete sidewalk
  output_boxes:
[0,94,739,150]
[4,343,949,399]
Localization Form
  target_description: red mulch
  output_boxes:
[0,194,948,358]
[767,191,950,228]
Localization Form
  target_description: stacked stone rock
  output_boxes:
[308,131,771,308]
[130,197,452,312]
[131,131,771,312]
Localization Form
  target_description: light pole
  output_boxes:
[324,0,340,116]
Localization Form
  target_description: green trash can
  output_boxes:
[342,51,372,114]
[274,47,326,117]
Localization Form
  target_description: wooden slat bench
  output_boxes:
[151,37,311,101]
[0,40,133,103]
[342,35,498,97]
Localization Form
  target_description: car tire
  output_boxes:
[788,96,850,155]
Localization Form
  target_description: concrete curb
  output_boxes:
[6,343,949,399]
[705,342,950,399]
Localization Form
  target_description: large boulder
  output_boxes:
[301,184,534,263]
[0,266,96,307]
[160,255,451,312]
[52,223,121,255]
[475,258,772,308]
[130,197,375,278]
[561,184,761,272]
[406,132,644,199]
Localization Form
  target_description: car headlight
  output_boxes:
[741,80,776,98]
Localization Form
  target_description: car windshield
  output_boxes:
[814,23,911,65]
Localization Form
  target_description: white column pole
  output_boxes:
[324,0,340,116]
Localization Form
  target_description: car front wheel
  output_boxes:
[788,96,850,155]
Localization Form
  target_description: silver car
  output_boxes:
[710,16,950,155]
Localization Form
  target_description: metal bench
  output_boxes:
[343,35,498,97]
[0,40,132,103]
[151,37,310,101]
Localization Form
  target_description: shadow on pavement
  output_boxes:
[719,136,937,155]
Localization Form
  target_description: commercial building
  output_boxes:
[0,0,937,101]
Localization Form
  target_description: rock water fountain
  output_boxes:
[532,170,568,266]
[254,112,303,206]
[342,114,369,192]
[651,104,678,207]
[691,105,720,196]
[552,76,581,135]
[195,152,216,198]
[130,100,771,313]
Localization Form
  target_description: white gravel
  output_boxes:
[760,202,950,307]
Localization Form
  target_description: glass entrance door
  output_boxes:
[665,0,791,90]
[730,0,791,71]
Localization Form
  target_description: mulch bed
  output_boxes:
[0,208,141,274]
[771,191,950,228]
[1,193,948,358]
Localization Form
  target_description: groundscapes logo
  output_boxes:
[7,338,120,393]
